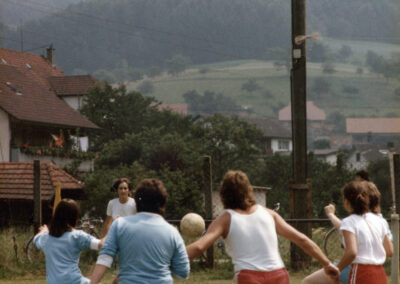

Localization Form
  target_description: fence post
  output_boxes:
[33,160,41,233]
[203,156,214,268]
[390,153,399,284]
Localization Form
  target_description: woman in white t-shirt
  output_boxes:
[336,181,393,284]
[102,178,137,237]
[186,170,339,284]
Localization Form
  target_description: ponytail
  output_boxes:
[342,181,369,215]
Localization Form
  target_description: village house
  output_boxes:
[0,47,99,171]
[246,117,292,155]
[346,117,400,146]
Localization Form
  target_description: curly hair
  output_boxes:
[366,182,381,214]
[219,170,256,210]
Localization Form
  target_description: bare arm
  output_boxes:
[383,234,393,258]
[34,225,49,237]
[186,212,230,259]
[324,204,342,231]
[270,209,339,279]
[90,264,108,284]
[336,230,357,271]
[102,216,113,237]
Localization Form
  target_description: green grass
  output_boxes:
[127,59,400,118]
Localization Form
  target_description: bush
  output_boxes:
[342,85,359,94]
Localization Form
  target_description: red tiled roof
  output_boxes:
[347,118,400,134]
[157,103,188,115]
[279,101,326,121]
[0,162,83,200]
[0,64,98,129]
[49,75,98,96]
[0,48,64,89]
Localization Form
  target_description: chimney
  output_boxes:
[46,44,55,65]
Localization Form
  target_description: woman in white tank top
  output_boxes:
[186,170,339,284]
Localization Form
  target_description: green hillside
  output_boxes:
[127,59,400,118]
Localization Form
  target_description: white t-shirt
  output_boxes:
[224,205,284,272]
[106,197,137,219]
[340,212,389,265]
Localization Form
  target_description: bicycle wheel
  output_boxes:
[323,227,344,262]
[25,235,42,263]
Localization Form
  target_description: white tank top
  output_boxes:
[224,205,285,272]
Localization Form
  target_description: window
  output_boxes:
[278,140,289,150]
[356,153,361,162]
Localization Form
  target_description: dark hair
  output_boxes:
[49,199,79,237]
[134,179,167,214]
[342,181,369,215]
[110,178,133,192]
[366,182,381,214]
[355,169,369,181]
[220,170,256,210]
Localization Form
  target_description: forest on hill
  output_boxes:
[1,0,399,73]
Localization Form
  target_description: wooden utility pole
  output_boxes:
[390,153,400,284]
[33,160,42,233]
[203,156,214,268]
[290,0,312,269]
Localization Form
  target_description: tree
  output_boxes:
[338,45,352,60]
[165,55,191,75]
[308,42,329,62]
[313,139,331,149]
[327,112,346,133]
[322,61,336,74]
[241,79,261,95]
[137,80,154,94]
[312,77,331,95]
[80,83,158,150]
[191,114,265,182]
[183,90,239,115]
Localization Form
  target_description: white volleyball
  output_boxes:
[180,213,205,238]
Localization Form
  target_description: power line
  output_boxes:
[3,0,263,60]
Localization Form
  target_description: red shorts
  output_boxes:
[235,268,290,284]
[348,264,387,284]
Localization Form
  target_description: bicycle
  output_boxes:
[24,217,103,263]
[323,227,344,262]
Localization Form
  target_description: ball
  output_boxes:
[180,213,205,238]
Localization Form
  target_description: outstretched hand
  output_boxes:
[323,263,340,281]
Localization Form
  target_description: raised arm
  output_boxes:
[186,212,230,259]
[324,204,341,231]
[269,209,339,279]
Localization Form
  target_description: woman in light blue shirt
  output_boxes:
[91,178,190,284]
[34,199,102,284]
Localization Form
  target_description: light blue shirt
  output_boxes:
[34,230,95,284]
[100,212,190,284]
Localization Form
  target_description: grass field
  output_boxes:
[0,271,307,284]
[127,58,400,118]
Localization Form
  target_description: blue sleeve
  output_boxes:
[100,219,119,258]
[170,230,190,279]
[74,230,94,251]
[33,233,48,249]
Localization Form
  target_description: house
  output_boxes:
[346,145,390,170]
[310,148,339,166]
[246,117,292,154]
[0,162,85,225]
[346,118,400,146]
[0,47,99,171]
[278,101,326,137]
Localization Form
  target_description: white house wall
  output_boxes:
[0,109,10,162]
[271,138,293,154]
